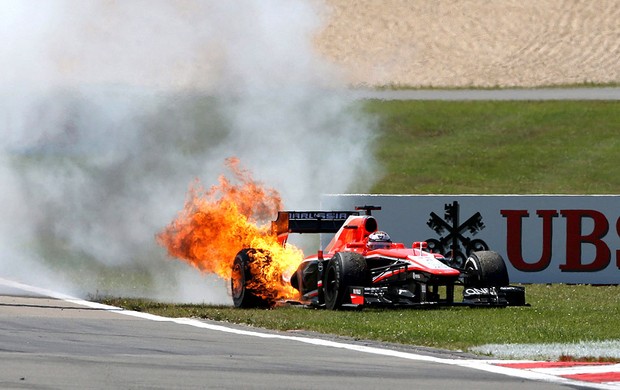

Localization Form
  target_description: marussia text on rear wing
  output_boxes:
[271,205,383,238]
[271,211,359,242]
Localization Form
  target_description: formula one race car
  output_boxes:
[231,206,526,309]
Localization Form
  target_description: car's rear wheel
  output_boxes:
[323,252,369,310]
[464,251,509,287]
[231,249,273,308]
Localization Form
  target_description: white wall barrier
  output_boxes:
[320,195,620,284]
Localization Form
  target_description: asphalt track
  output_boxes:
[2,279,617,390]
[351,87,620,100]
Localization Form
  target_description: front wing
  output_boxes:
[347,285,526,308]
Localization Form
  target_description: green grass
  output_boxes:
[101,284,620,352]
[366,100,620,194]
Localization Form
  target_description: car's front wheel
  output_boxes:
[463,251,509,287]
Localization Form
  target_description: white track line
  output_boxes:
[1,277,617,390]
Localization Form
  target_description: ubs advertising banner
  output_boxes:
[321,195,620,284]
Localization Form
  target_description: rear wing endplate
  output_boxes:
[271,211,359,236]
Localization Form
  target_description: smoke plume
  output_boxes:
[0,0,377,302]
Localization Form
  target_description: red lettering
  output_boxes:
[560,210,610,272]
[501,209,557,272]
[617,217,620,269]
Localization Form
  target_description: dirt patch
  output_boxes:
[315,0,620,87]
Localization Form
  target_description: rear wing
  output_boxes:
[271,211,359,236]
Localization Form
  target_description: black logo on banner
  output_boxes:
[426,201,489,268]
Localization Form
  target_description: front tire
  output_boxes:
[231,249,273,308]
[323,252,369,310]
[464,251,509,287]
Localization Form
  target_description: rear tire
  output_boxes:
[323,252,369,310]
[464,251,509,287]
[231,249,273,308]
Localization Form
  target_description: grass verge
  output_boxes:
[366,100,620,194]
[100,284,620,354]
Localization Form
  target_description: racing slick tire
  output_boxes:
[464,251,509,288]
[231,248,273,308]
[323,252,369,310]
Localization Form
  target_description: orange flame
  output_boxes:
[156,157,302,301]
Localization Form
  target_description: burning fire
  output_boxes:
[156,158,303,302]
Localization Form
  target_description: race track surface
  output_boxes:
[0,287,609,390]
[351,87,620,101]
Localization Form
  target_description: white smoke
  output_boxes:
[0,0,377,302]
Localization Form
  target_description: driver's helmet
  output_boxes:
[367,230,392,249]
